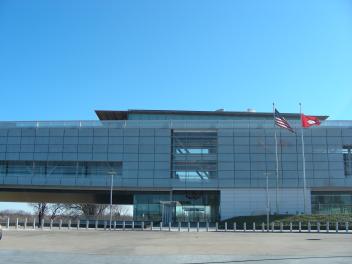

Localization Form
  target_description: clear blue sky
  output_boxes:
[0,1,351,212]
[0,1,351,121]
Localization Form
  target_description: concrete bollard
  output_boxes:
[95,220,98,230]
[271,222,274,232]
[16,218,18,229]
[243,222,246,232]
[188,222,191,232]
[197,222,200,232]
[151,221,153,231]
[168,222,171,232]
[234,222,237,232]
[24,218,27,229]
[86,220,89,230]
[104,221,107,230]
[131,221,134,231]
[215,222,218,232]
[225,222,227,232]
[298,222,301,233]
[123,221,126,231]
[160,222,163,231]
[336,222,339,233]
[280,222,283,232]
[253,222,256,232]
[308,222,311,233]
[114,221,116,230]
[317,222,320,232]
[68,219,71,229]
[7,217,10,229]
[345,222,349,233]
[206,222,209,232]
[142,221,144,231]
[262,222,265,232]
[289,222,292,232]
[41,219,44,229]
[326,222,329,233]
[77,220,80,230]
[59,219,62,230]
[33,218,36,229]
[50,219,53,230]
[178,222,181,232]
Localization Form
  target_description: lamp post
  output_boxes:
[108,170,116,230]
[264,172,272,232]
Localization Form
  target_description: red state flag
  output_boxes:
[301,114,321,128]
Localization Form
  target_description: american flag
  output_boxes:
[274,109,295,133]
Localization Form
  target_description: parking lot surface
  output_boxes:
[0,230,351,263]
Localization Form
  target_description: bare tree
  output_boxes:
[64,204,108,219]
[31,203,48,226]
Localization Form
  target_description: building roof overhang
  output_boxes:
[95,109,329,121]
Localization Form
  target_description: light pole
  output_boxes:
[108,170,116,230]
[264,172,272,232]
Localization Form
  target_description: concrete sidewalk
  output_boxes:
[0,230,351,263]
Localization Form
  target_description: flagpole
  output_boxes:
[299,103,307,214]
[273,103,279,214]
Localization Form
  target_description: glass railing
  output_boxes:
[0,119,351,129]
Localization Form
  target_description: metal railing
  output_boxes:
[0,120,351,129]
[1,218,351,233]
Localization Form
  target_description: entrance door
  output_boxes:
[160,201,178,223]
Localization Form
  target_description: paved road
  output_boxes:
[0,230,351,263]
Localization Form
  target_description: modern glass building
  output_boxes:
[0,109,351,222]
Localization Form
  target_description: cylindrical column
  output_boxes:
[24,218,27,229]
[253,222,256,232]
[243,222,246,232]
[326,222,329,233]
[95,220,98,230]
[77,219,80,230]
[123,221,126,231]
[224,222,227,232]
[262,222,265,232]
[142,221,144,231]
[336,222,339,233]
[104,221,107,230]
[68,219,71,229]
[86,220,89,230]
[7,217,10,229]
[299,222,302,233]
[271,222,274,232]
[131,221,134,231]
[160,221,163,231]
[168,222,171,232]
[317,222,320,232]
[33,218,36,229]
[151,221,153,231]
[178,222,181,232]
[41,219,44,229]
[50,219,53,230]
[188,222,191,232]
[59,219,62,230]
[114,221,116,230]
[215,222,218,232]
[16,218,18,229]
[280,222,283,232]
[345,222,349,233]
[233,222,236,232]
[197,222,200,232]
[206,222,209,232]
[308,222,311,233]
[289,222,292,232]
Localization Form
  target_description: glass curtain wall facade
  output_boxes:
[0,110,352,221]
